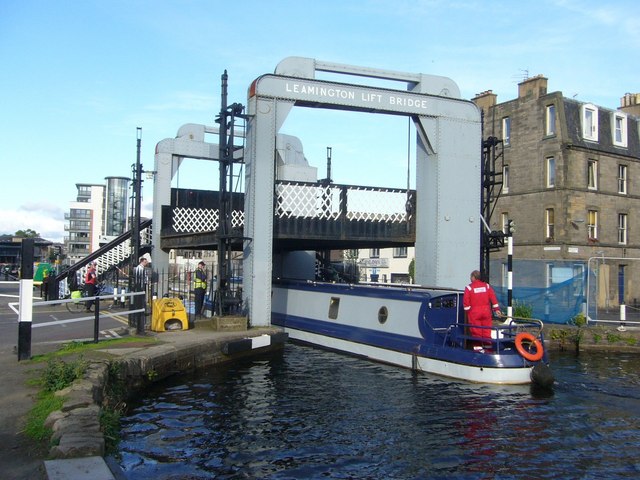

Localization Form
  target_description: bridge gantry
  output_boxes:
[151,58,481,328]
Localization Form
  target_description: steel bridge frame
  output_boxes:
[243,57,482,327]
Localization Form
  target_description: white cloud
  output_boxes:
[552,0,640,46]
[0,203,66,243]
[141,197,154,219]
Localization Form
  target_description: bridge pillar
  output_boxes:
[152,149,175,274]
[152,124,221,274]
[414,116,481,289]
[243,95,294,327]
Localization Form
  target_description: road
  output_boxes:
[0,281,130,354]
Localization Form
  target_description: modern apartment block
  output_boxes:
[64,176,130,266]
[473,76,640,314]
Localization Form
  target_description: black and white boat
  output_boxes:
[272,279,553,387]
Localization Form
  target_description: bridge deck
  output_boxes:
[160,182,416,251]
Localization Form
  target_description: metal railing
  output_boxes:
[161,182,415,233]
[275,181,414,223]
[444,318,545,355]
[9,291,146,344]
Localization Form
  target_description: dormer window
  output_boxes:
[612,112,628,148]
[581,104,598,142]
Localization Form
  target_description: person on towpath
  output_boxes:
[193,261,207,317]
[84,261,98,311]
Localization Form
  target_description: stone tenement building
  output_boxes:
[474,77,640,312]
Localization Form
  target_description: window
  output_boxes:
[328,297,340,319]
[70,208,91,219]
[378,306,388,324]
[503,165,509,193]
[393,247,408,258]
[501,212,509,234]
[546,208,554,240]
[618,165,628,194]
[546,104,556,136]
[613,113,628,147]
[69,220,90,230]
[546,157,556,188]
[502,117,511,146]
[587,160,598,190]
[618,213,628,245]
[588,210,598,240]
[369,248,380,258]
[581,104,598,141]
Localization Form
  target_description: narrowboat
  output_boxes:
[271,279,553,387]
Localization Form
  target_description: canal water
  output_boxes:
[113,345,640,479]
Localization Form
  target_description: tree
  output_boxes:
[14,229,40,238]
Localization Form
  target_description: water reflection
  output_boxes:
[114,346,640,479]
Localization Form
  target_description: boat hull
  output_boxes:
[272,280,544,385]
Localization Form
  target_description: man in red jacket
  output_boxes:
[463,270,502,350]
[84,261,98,312]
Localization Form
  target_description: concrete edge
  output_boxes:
[42,326,287,478]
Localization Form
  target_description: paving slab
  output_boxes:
[44,456,115,480]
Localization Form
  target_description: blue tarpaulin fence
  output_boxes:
[490,259,588,324]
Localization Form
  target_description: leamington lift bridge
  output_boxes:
[152,57,482,328]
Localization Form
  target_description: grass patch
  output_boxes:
[512,299,534,318]
[42,357,88,392]
[24,391,64,441]
[23,336,160,448]
[24,356,90,442]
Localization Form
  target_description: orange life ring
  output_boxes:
[515,333,544,362]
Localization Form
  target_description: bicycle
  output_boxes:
[64,282,105,313]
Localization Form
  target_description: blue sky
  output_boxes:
[1,0,638,243]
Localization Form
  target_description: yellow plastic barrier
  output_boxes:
[151,297,189,332]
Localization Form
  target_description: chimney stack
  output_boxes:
[473,90,497,116]
[518,75,548,101]
[620,93,640,115]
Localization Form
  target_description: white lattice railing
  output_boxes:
[171,207,244,233]
[275,182,413,223]
[276,184,341,220]
[168,183,414,233]
[344,187,412,223]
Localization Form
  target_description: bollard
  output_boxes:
[94,298,101,343]
[618,304,627,332]
[18,239,34,361]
